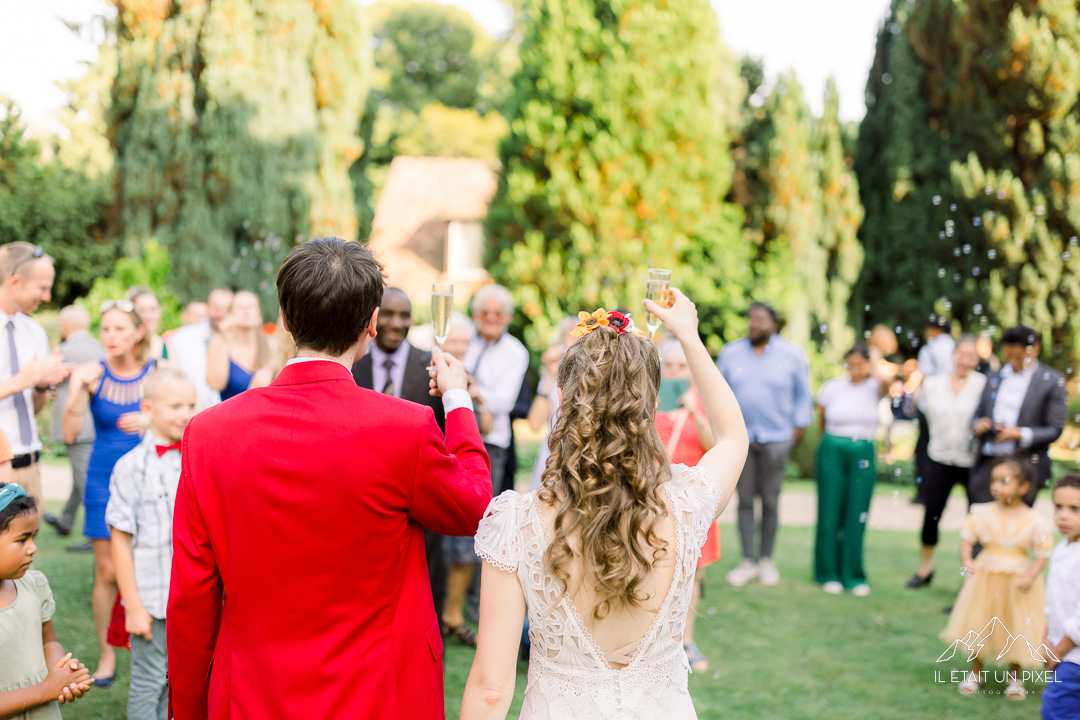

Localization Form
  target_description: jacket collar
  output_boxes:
[273,359,356,386]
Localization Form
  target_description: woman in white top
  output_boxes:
[460,290,748,720]
[814,344,889,597]
[907,335,985,588]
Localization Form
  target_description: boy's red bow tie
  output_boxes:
[155,441,182,457]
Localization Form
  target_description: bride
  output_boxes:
[460,289,748,719]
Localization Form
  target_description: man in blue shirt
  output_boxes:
[718,302,812,588]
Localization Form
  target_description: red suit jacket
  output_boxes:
[167,360,491,719]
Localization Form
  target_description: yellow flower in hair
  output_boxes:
[572,308,609,338]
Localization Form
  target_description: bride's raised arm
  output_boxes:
[643,289,749,518]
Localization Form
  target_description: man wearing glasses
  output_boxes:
[0,243,73,507]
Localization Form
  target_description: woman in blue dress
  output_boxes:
[207,290,272,400]
[62,299,154,684]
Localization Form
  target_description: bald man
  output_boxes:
[42,305,104,543]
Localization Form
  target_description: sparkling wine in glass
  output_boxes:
[431,283,454,350]
[645,268,672,339]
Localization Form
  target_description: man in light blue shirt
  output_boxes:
[718,302,812,588]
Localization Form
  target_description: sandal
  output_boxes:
[1004,679,1027,700]
[684,642,709,673]
[443,622,478,648]
[957,672,980,696]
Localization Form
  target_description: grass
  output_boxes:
[30,502,1048,720]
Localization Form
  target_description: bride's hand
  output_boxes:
[643,288,698,341]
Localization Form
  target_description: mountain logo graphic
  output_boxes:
[937,616,1060,664]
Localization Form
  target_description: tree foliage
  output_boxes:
[486,0,748,354]
[110,0,369,309]
[856,0,1080,365]
[78,238,182,331]
[354,1,507,239]
[0,100,118,306]
[730,69,863,372]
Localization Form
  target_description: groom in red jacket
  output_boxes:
[167,237,492,720]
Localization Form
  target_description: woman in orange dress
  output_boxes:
[655,340,718,673]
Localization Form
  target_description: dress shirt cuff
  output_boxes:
[1018,427,1034,448]
[442,388,474,415]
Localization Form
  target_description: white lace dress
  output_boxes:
[474,464,720,720]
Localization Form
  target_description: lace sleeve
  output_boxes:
[668,463,722,551]
[474,490,524,573]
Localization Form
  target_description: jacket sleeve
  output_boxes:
[410,406,492,536]
[1027,372,1066,448]
[167,424,223,720]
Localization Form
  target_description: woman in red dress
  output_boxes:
[654,340,719,673]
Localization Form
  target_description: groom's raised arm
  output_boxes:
[410,400,492,536]
[167,426,223,720]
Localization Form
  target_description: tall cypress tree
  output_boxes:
[486,0,747,353]
[110,0,368,306]
[857,0,1080,363]
[731,71,863,370]
[853,0,954,347]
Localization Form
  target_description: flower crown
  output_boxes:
[571,308,648,339]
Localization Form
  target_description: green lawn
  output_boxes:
[32,504,1047,720]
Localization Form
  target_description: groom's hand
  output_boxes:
[429,346,468,397]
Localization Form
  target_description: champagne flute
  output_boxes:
[645,268,672,339]
[431,283,454,351]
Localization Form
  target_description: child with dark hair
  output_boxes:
[1041,473,1080,719]
[941,457,1055,700]
[0,483,93,718]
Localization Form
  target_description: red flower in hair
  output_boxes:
[606,311,632,334]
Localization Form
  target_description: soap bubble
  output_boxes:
[859,460,870,469]
[937,268,946,278]
[932,195,942,206]
[988,249,998,259]
[962,244,972,254]
[859,512,868,524]
[973,217,982,227]
[961,566,974,577]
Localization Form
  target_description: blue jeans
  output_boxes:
[1043,661,1080,720]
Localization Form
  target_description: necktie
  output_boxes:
[382,358,395,396]
[155,441,182,457]
[6,320,31,445]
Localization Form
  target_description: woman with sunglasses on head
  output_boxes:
[62,299,155,687]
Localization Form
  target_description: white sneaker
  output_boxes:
[851,584,871,597]
[725,559,758,588]
[822,581,843,595]
[757,558,781,586]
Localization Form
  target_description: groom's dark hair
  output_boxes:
[277,237,386,356]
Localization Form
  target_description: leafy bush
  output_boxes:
[77,239,182,331]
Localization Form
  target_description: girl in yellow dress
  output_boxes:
[941,457,1055,700]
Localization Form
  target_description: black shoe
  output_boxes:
[43,513,72,536]
[906,571,934,588]
[65,541,93,553]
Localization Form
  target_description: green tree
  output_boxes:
[856,0,1080,364]
[486,0,747,354]
[853,0,955,349]
[79,238,182,331]
[814,79,865,364]
[730,71,863,372]
[110,0,369,309]
[0,99,117,306]
[353,1,508,239]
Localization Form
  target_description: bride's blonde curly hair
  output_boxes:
[538,326,671,620]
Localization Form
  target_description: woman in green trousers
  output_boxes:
[814,344,889,597]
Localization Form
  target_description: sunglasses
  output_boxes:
[9,245,44,275]
[99,299,136,314]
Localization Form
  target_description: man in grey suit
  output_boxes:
[43,305,104,545]
[970,324,1066,506]
[351,287,447,613]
